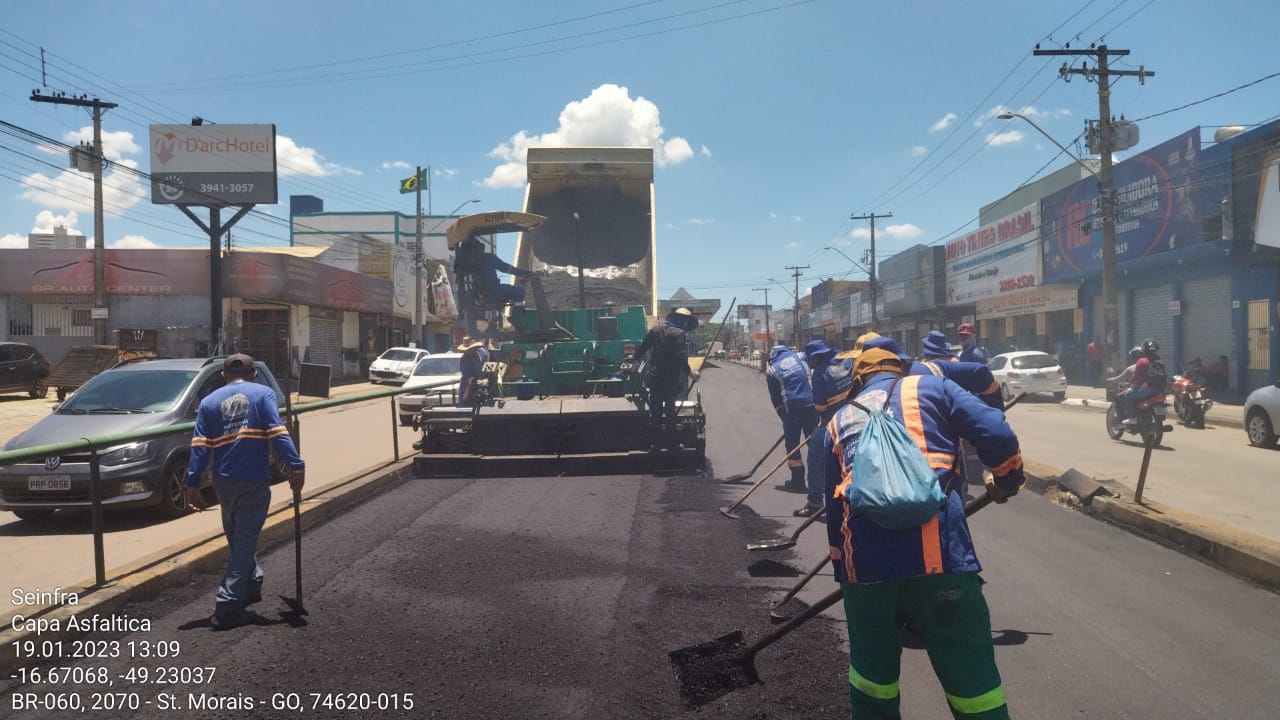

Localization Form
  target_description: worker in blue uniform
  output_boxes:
[798,338,852,516]
[766,345,817,493]
[824,347,1024,719]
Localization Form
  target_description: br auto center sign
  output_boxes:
[944,204,1041,305]
[149,124,278,206]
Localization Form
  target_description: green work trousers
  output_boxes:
[842,573,1008,719]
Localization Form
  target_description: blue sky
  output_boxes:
[2,0,1278,313]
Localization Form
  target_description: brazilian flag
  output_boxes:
[399,170,427,194]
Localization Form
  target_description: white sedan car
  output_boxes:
[395,353,463,425]
[1244,380,1280,447]
[369,346,429,385]
[987,351,1067,402]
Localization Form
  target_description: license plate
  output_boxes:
[1033,372,1044,378]
[28,475,71,491]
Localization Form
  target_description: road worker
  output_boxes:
[798,338,852,516]
[957,323,987,364]
[637,308,699,446]
[766,344,817,494]
[824,347,1024,719]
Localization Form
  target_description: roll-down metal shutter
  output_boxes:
[1130,286,1174,359]
[308,312,343,376]
[1181,276,1234,372]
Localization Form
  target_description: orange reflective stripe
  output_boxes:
[927,451,955,467]
[983,380,1000,396]
[831,425,852,498]
[787,458,805,468]
[829,546,842,560]
[991,451,1023,477]
[898,376,927,452]
[815,401,828,412]
[841,496,857,582]
[920,515,943,574]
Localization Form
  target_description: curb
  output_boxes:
[1059,396,1243,430]
[0,459,416,676]
[1020,460,1280,593]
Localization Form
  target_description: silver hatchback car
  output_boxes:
[0,356,285,523]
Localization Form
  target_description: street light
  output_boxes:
[823,245,870,274]
[998,111,1119,371]
[996,111,1099,179]
[416,198,480,347]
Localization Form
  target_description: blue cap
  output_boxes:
[921,330,954,359]
[803,339,836,364]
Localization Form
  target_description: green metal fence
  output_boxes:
[0,379,458,588]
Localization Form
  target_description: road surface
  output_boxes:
[3,362,1278,719]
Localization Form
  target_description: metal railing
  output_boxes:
[0,379,458,588]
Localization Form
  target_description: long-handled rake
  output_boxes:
[719,433,813,519]
[671,492,996,708]
[721,435,785,484]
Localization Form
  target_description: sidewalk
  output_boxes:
[1062,383,1244,429]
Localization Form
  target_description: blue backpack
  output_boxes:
[845,377,947,529]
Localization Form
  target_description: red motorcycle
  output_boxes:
[1105,381,1172,447]
[1171,370,1213,428]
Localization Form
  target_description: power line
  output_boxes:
[1131,70,1280,123]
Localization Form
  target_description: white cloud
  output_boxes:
[792,215,802,223]
[769,211,778,219]
[985,130,1024,147]
[381,160,412,171]
[699,145,712,158]
[663,222,678,230]
[883,223,923,239]
[785,240,801,249]
[33,209,81,234]
[977,104,1072,127]
[929,113,957,133]
[0,233,25,248]
[62,127,140,162]
[435,167,458,178]
[110,234,160,249]
[277,135,361,176]
[688,217,714,225]
[482,83,697,188]
[19,154,146,215]
[849,223,923,240]
[910,145,927,156]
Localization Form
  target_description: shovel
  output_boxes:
[672,492,997,708]
[746,505,825,552]
[719,433,813,519]
[722,435,785,484]
[279,486,308,617]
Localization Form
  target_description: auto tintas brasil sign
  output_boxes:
[149,124,278,206]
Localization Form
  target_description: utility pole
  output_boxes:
[31,91,117,345]
[1034,43,1153,372]
[784,265,808,348]
[414,165,425,348]
[850,212,891,330]
[751,287,771,358]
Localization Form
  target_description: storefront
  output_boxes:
[974,284,1080,356]
[878,244,945,354]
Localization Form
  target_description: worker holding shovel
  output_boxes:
[823,348,1024,719]
[186,354,306,630]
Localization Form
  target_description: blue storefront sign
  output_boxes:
[1042,127,1201,282]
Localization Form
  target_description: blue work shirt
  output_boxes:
[811,355,854,421]
[824,372,1024,584]
[766,347,813,410]
[910,359,1004,410]
[187,379,303,485]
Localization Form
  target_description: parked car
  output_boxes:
[368,346,429,385]
[395,353,463,425]
[0,356,286,523]
[0,341,51,399]
[727,350,741,361]
[1243,380,1280,447]
[987,351,1067,402]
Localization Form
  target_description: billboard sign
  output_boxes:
[1042,127,1201,281]
[974,284,1078,320]
[878,244,943,315]
[945,205,1040,304]
[0,248,211,295]
[149,124,278,205]
[223,252,393,314]
[1256,150,1280,249]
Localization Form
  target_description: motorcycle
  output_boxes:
[1171,371,1213,428]
[1105,381,1173,447]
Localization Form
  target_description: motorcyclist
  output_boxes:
[1119,339,1163,427]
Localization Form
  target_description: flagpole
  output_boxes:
[414,164,424,349]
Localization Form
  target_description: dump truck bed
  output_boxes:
[515,147,657,317]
